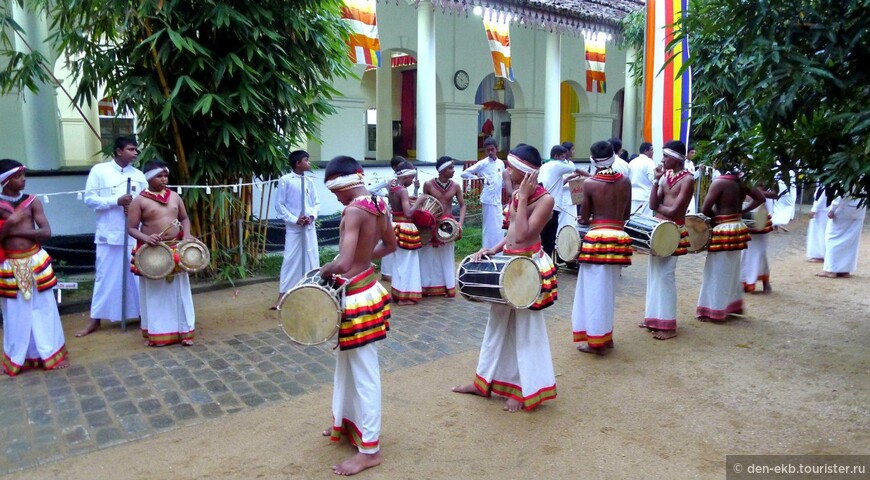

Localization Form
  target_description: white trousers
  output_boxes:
[92,243,140,321]
[279,223,320,293]
[481,203,505,250]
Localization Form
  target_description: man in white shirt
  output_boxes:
[608,137,631,176]
[271,150,320,309]
[76,137,147,337]
[461,137,511,249]
[684,145,700,214]
[628,142,656,216]
[806,184,828,262]
[539,145,589,258]
[818,193,866,278]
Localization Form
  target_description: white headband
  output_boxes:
[590,155,615,168]
[325,172,365,191]
[0,166,24,186]
[145,166,169,181]
[662,148,686,162]
[395,169,416,178]
[437,161,454,172]
[506,154,537,174]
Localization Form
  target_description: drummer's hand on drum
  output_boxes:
[471,248,491,262]
[146,233,163,246]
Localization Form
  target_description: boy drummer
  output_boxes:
[420,156,465,297]
[452,144,558,412]
[387,161,424,305]
[127,159,196,347]
[0,159,69,375]
[319,156,397,476]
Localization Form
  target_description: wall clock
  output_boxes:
[453,70,470,91]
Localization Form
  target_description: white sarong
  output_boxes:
[696,250,744,320]
[807,213,828,260]
[572,263,619,347]
[481,203,505,250]
[332,343,381,454]
[2,285,67,376]
[824,208,867,274]
[472,303,557,410]
[92,244,140,321]
[644,255,678,331]
[420,242,456,297]
[390,247,421,303]
[279,223,319,293]
[741,233,769,292]
[139,273,196,346]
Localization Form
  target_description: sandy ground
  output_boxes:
[6,217,870,480]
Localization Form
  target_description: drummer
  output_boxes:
[127,159,196,347]
[696,166,764,322]
[571,141,633,355]
[641,140,693,340]
[387,161,424,305]
[453,144,558,412]
[319,155,396,476]
[742,182,777,293]
[420,156,466,298]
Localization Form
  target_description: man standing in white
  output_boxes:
[817,193,866,278]
[271,150,320,310]
[461,137,511,250]
[628,142,656,216]
[539,144,589,258]
[806,184,828,262]
[76,137,147,337]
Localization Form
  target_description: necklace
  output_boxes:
[434,178,452,190]
[0,191,24,202]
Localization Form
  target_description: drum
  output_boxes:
[277,268,343,345]
[624,215,681,256]
[134,243,176,279]
[456,255,541,309]
[419,227,433,245]
[742,203,769,230]
[555,224,591,264]
[412,194,443,228]
[176,238,211,273]
[684,214,712,253]
[435,218,461,243]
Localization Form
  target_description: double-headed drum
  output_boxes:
[176,239,211,272]
[412,194,443,229]
[435,217,461,243]
[625,215,681,257]
[277,269,342,345]
[457,255,541,309]
[134,243,176,279]
[555,224,592,264]
[742,203,769,230]
[684,214,712,253]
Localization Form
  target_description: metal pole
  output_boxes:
[300,172,307,273]
[238,218,246,269]
[121,177,131,332]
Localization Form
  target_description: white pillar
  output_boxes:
[416,4,436,162]
[311,96,367,163]
[573,112,616,156]
[437,102,481,162]
[621,47,639,154]
[507,108,545,150]
[375,59,394,161]
[543,33,561,154]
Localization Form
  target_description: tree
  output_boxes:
[678,0,870,200]
[1,0,353,274]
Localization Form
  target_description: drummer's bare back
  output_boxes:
[129,191,189,241]
[580,175,631,224]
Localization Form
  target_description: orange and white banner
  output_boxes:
[482,13,514,81]
[585,35,606,93]
[341,0,381,67]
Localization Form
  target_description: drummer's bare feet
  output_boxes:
[144,340,154,347]
[815,271,838,278]
[322,427,333,437]
[762,282,772,294]
[452,384,485,396]
[638,323,659,331]
[75,319,101,337]
[51,360,70,370]
[808,258,823,263]
[397,300,417,306]
[181,340,194,347]
[504,398,524,412]
[381,275,392,282]
[652,330,677,340]
[577,344,608,356]
[332,451,382,476]
[837,272,851,278]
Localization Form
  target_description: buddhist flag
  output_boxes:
[585,35,606,93]
[643,0,692,153]
[341,0,381,67]
[482,13,514,81]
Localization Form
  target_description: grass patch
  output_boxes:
[454,226,483,259]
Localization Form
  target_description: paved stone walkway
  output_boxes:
[0,289,512,475]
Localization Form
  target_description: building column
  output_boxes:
[309,96,367,163]
[375,58,394,161]
[506,108,545,151]
[621,47,639,154]
[573,112,615,156]
[543,33,561,153]
[415,4,436,162]
[437,102,481,162]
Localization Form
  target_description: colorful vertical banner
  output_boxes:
[341,0,381,67]
[585,35,606,93]
[482,13,515,81]
[643,0,692,152]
